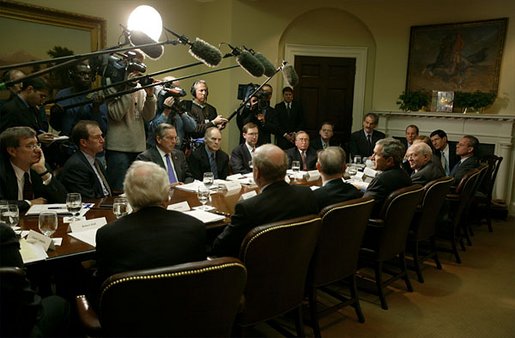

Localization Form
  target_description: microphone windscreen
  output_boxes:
[237,51,264,77]
[282,64,299,87]
[129,30,164,60]
[254,53,276,77]
[189,38,223,67]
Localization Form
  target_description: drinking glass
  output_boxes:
[291,161,300,173]
[353,155,362,164]
[113,197,129,219]
[1,203,19,228]
[197,185,210,210]
[203,172,214,190]
[66,193,82,221]
[38,211,58,237]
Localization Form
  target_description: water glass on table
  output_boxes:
[113,197,129,219]
[38,211,58,237]
[0,203,19,228]
[197,185,210,210]
[203,172,214,190]
[66,193,82,221]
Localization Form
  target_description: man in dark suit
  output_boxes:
[211,144,318,257]
[450,135,480,185]
[230,122,258,174]
[0,127,67,212]
[285,131,317,171]
[58,120,111,198]
[311,122,338,151]
[95,161,206,283]
[137,123,193,184]
[274,86,305,150]
[430,129,458,176]
[188,127,229,180]
[400,125,420,175]
[238,84,278,145]
[364,138,412,217]
[349,112,386,160]
[406,142,445,185]
[314,146,363,210]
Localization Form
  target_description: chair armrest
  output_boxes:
[76,295,102,334]
[367,219,384,227]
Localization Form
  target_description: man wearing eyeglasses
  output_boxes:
[137,123,194,184]
[0,127,67,212]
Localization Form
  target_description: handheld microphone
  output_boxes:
[224,44,264,77]
[253,52,276,77]
[189,38,223,67]
[129,30,164,60]
[282,64,299,87]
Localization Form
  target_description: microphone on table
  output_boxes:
[223,44,264,77]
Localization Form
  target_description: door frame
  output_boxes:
[284,44,368,131]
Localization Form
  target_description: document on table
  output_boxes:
[183,209,226,223]
[174,180,220,193]
[20,238,48,264]
[25,203,94,216]
[67,217,107,247]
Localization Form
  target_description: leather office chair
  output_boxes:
[76,257,246,337]
[358,184,425,310]
[306,197,375,338]
[235,215,321,337]
[406,176,454,283]
[474,155,503,232]
[436,167,482,263]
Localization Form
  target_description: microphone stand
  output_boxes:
[226,61,287,122]
[62,65,240,110]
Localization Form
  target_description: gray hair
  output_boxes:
[123,161,169,211]
[155,123,176,140]
[409,142,433,159]
[317,146,346,175]
[253,144,288,182]
[0,126,37,153]
[376,137,405,166]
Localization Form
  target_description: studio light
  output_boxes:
[127,5,163,42]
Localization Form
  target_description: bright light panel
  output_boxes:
[127,5,163,41]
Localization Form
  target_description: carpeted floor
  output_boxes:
[252,216,515,337]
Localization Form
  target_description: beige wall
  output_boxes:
[12,0,515,151]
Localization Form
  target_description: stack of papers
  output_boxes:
[25,203,94,216]
[226,173,254,185]
[174,180,219,193]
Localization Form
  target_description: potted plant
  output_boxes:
[396,91,430,112]
[454,91,496,113]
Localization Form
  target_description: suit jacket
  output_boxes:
[450,156,480,185]
[364,167,412,217]
[95,206,206,283]
[211,181,318,257]
[314,178,363,211]
[410,160,445,185]
[311,138,339,152]
[0,155,67,212]
[437,143,459,175]
[58,151,108,199]
[273,101,305,149]
[230,143,253,174]
[240,105,279,145]
[349,129,386,158]
[0,96,48,133]
[136,147,194,183]
[286,147,318,171]
[187,147,229,180]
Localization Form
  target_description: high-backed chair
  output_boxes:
[358,184,425,310]
[406,176,454,283]
[76,257,246,337]
[306,197,375,338]
[436,168,482,263]
[235,215,321,337]
[475,155,503,232]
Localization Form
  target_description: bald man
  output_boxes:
[406,142,445,185]
[210,144,318,257]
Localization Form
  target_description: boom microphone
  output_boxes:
[224,44,264,77]
[189,38,223,67]
[129,30,164,60]
[253,52,276,77]
[282,64,299,87]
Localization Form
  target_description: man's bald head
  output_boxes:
[253,144,288,186]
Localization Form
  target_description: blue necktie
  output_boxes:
[165,154,177,183]
[209,152,218,179]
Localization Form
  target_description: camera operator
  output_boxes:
[147,76,196,151]
[238,84,278,146]
[104,49,157,193]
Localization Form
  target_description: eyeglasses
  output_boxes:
[23,143,41,150]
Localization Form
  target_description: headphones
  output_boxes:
[190,80,208,98]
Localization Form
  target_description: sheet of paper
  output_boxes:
[19,238,48,264]
[241,190,257,200]
[69,217,107,233]
[68,229,99,247]
[310,185,320,190]
[183,209,226,223]
[174,180,204,193]
[25,203,93,216]
[167,201,191,212]
[26,230,54,251]
[306,170,320,181]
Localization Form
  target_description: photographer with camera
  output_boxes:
[238,84,278,146]
[147,76,197,151]
[104,49,157,193]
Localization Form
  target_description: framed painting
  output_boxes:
[406,18,508,94]
[0,0,106,95]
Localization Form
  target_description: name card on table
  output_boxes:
[219,180,242,195]
[306,170,320,182]
[27,230,54,251]
[241,190,257,200]
[69,217,107,233]
[363,167,378,178]
[167,201,191,212]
